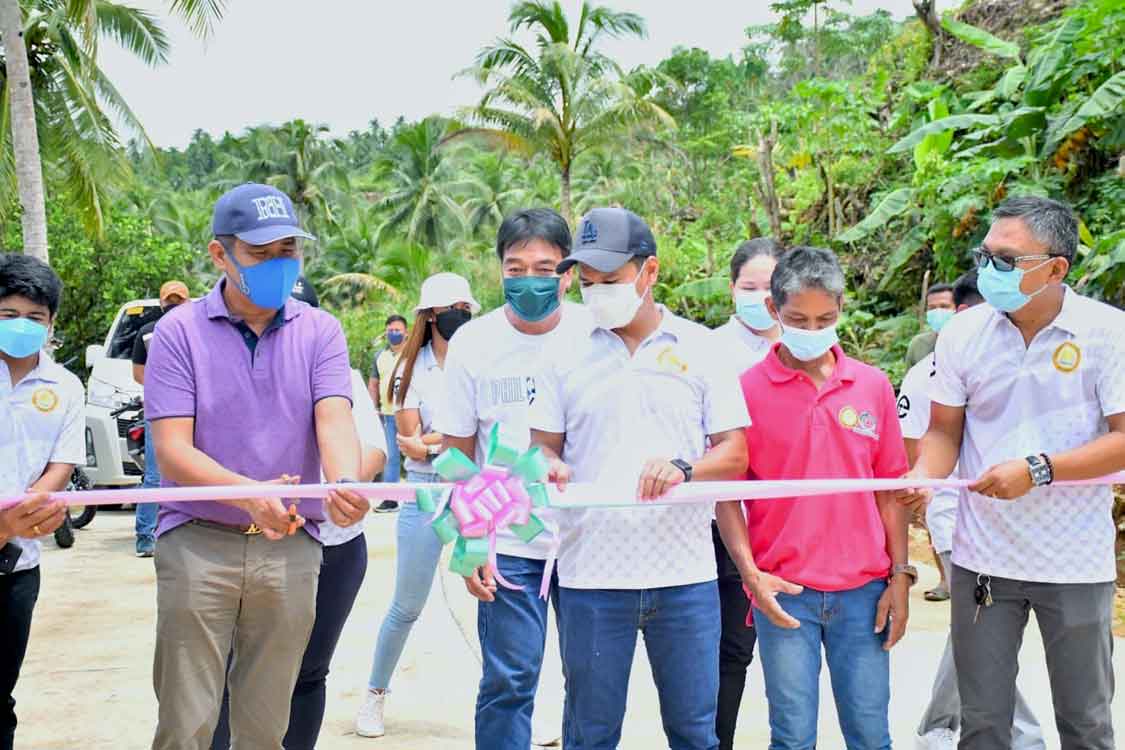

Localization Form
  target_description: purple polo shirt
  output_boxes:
[144,282,352,540]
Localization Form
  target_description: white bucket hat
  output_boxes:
[414,272,481,314]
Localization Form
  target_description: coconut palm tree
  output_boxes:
[455,0,675,224]
[0,0,227,260]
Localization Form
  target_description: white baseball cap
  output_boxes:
[414,272,481,314]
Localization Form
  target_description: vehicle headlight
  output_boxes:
[85,426,97,467]
[88,379,128,410]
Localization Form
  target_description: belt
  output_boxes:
[189,519,264,536]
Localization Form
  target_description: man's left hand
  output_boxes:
[325,486,370,527]
[875,576,910,651]
[637,458,686,502]
[969,459,1033,500]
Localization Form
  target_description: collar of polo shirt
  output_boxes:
[204,280,304,324]
[761,342,854,385]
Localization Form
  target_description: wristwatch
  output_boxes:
[1025,454,1053,487]
[427,443,442,457]
[890,563,918,586]
[670,459,693,483]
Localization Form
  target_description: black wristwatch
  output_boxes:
[336,477,357,484]
[670,459,693,483]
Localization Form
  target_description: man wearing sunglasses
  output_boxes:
[897,196,1125,750]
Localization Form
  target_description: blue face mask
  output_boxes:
[0,318,49,358]
[387,330,405,346]
[504,276,561,322]
[734,290,776,331]
[780,323,839,362]
[977,260,1051,313]
[228,252,302,310]
[926,308,955,332]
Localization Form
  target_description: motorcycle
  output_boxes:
[54,466,93,547]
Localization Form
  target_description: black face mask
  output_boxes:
[434,308,471,341]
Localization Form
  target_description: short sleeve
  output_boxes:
[897,360,931,441]
[131,323,151,366]
[312,315,353,405]
[145,319,197,420]
[432,334,479,438]
[1097,324,1125,417]
[528,359,565,434]
[701,348,751,436]
[50,379,86,465]
[874,377,909,478]
[929,327,967,408]
[401,377,421,411]
[350,371,387,453]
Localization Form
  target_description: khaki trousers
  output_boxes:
[152,522,321,750]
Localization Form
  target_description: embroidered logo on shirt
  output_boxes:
[1052,341,1081,373]
[838,405,859,428]
[656,347,688,374]
[31,387,59,413]
[839,405,877,439]
[855,410,878,438]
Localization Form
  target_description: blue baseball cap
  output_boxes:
[212,183,315,245]
[557,207,656,273]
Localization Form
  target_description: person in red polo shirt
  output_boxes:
[714,245,913,750]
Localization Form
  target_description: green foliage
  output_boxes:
[940,13,1020,61]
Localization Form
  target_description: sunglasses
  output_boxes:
[971,247,1056,273]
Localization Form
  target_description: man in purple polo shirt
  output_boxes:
[144,183,369,750]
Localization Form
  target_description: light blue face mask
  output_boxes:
[780,323,839,362]
[977,259,1051,313]
[735,290,777,331]
[228,252,302,310]
[926,308,955,332]
[0,317,49,358]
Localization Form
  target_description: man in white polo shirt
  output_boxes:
[435,208,590,750]
[901,196,1125,750]
[0,254,82,750]
[531,207,749,750]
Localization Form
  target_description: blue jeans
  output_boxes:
[476,554,561,750]
[753,578,890,750]
[381,414,400,483]
[135,419,159,543]
[367,471,443,689]
[559,581,721,750]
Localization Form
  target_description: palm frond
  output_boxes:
[95,1,169,66]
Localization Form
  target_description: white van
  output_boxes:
[83,299,162,487]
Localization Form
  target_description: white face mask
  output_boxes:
[581,279,645,330]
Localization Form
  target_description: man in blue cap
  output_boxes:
[144,184,369,750]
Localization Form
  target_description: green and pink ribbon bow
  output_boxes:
[414,424,552,595]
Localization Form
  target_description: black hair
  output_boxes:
[926,283,953,298]
[952,269,983,308]
[386,314,407,327]
[730,238,785,282]
[496,208,572,262]
[0,253,63,316]
[992,196,1078,266]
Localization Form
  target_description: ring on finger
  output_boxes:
[33,524,42,536]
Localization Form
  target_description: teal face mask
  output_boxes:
[735,290,777,331]
[504,276,561,322]
[977,260,1051,313]
[0,318,49,358]
[926,308,955,332]
[780,323,839,362]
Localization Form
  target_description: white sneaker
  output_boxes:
[916,727,958,750]
[355,690,386,738]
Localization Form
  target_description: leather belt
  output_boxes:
[190,519,263,536]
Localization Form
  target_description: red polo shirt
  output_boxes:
[741,344,907,592]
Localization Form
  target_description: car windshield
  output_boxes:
[107,304,162,359]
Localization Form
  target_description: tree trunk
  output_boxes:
[756,120,782,239]
[818,160,836,237]
[560,163,572,227]
[0,0,49,261]
[912,0,944,69]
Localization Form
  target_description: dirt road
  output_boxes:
[16,510,1123,748]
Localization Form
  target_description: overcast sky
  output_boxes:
[98,1,951,148]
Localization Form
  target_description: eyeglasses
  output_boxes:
[971,248,1055,273]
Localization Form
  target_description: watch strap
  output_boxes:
[670,459,693,483]
[891,563,918,585]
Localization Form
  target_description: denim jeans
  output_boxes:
[381,414,401,483]
[367,471,443,689]
[135,419,159,543]
[476,554,561,750]
[559,581,721,750]
[753,578,890,750]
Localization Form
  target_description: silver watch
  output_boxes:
[1025,454,1052,487]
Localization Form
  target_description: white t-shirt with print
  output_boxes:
[530,308,751,590]
[397,342,446,476]
[897,352,958,554]
[434,302,593,560]
[712,316,774,376]
[1,352,85,573]
[318,368,389,548]
[930,288,1125,583]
